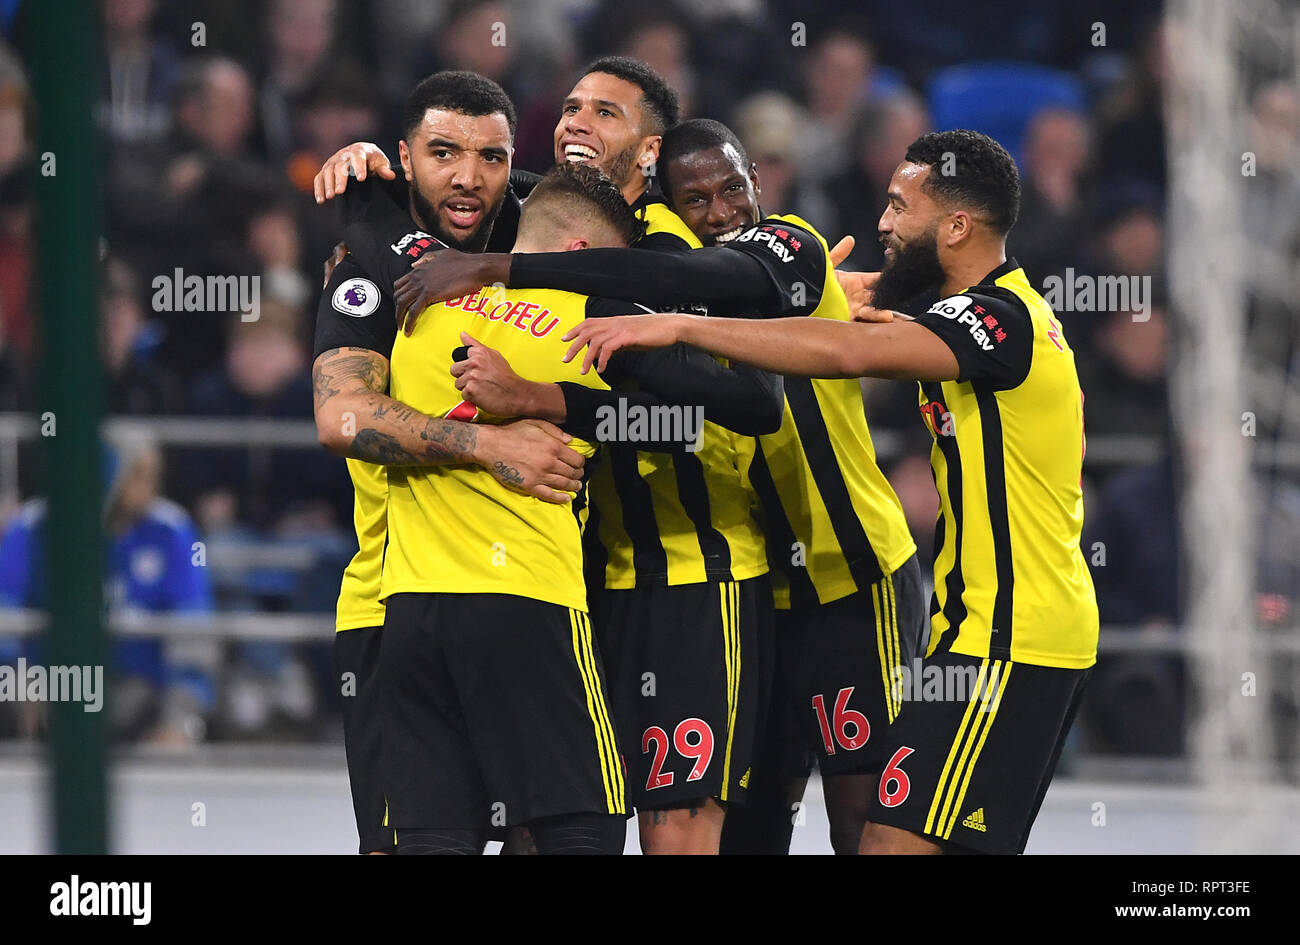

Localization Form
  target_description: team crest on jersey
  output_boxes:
[332,278,380,317]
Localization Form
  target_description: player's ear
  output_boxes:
[639,136,662,171]
[946,210,972,247]
[567,237,590,252]
[398,139,414,182]
[749,162,761,195]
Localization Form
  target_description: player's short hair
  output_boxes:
[521,163,645,246]
[657,118,749,198]
[904,130,1021,235]
[402,70,517,140]
[580,56,680,135]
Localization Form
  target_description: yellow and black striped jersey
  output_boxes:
[723,214,917,608]
[382,285,609,613]
[914,259,1098,669]
[579,195,769,589]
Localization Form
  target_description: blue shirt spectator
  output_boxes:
[0,439,218,739]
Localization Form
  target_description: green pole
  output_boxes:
[29,1,108,854]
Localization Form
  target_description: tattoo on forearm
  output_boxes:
[317,347,482,466]
[350,418,479,465]
[350,430,425,465]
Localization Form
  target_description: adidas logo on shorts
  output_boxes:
[961,808,988,832]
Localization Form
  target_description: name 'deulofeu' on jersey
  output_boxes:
[443,291,561,338]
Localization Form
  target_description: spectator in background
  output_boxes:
[102,257,183,415]
[257,0,341,161]
[98,0,180,145]
[410,0,526,105]
[0,435,219,744]
[1008,106,1090,287]
[820,91,929,270]
[108,55,281,376]
[1089,186,1164,278]
[283,72,381,196]
[247,200,313,318]
[177,301,349,536]
[617,10,696,119]
[684,1,792,121]
[798,20,878,184]
[281,73,384,275]
[731,91,834,232]
[1092,15,1167,194]
[1075,288,1169,442]
[1068,183,1164,356]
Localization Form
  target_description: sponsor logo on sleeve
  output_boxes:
[733,224,798,263]
[332,278,381,317]
[390,230,441,258]
[927,295,1001,351]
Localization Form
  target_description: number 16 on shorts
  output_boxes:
[812,686,871,755]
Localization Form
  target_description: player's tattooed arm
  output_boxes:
[312,346,586,502]
[312,346,477,464]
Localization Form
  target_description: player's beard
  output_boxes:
[603,143,639,194]
[873,223,946,312]
[409,181,504,254]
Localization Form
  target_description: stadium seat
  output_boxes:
[927,61,1086,165]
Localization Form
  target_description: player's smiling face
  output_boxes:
[399,107,512,252]
[554,72,658,194]
[873,161,948,309]
[667,144,761,247]
[878,161,941,262]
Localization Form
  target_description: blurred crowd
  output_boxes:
[0,0,1296,761]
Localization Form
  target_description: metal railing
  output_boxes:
[0,609,1295,652]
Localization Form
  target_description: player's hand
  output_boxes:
[829,235,855,267]
[561,314,683,375]
[313,142,395,204]
[828,235,893,322]
[478,418,586,503]
[394,250,493,335]
[838,269,891,322]
[451,332,543,418]
[322,241,348,289]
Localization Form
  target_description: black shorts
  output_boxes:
[379,593,626,831]
[771,554,929,777]
[867,650,1091,854]
[334,625,395,854]
[593,576,774,810]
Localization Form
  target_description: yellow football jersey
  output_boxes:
[381,286,609,612]
[915,261,1098,668]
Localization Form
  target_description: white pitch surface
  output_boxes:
[1,755,1297,854]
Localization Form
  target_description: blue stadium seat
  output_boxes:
[927,61,1086,165]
